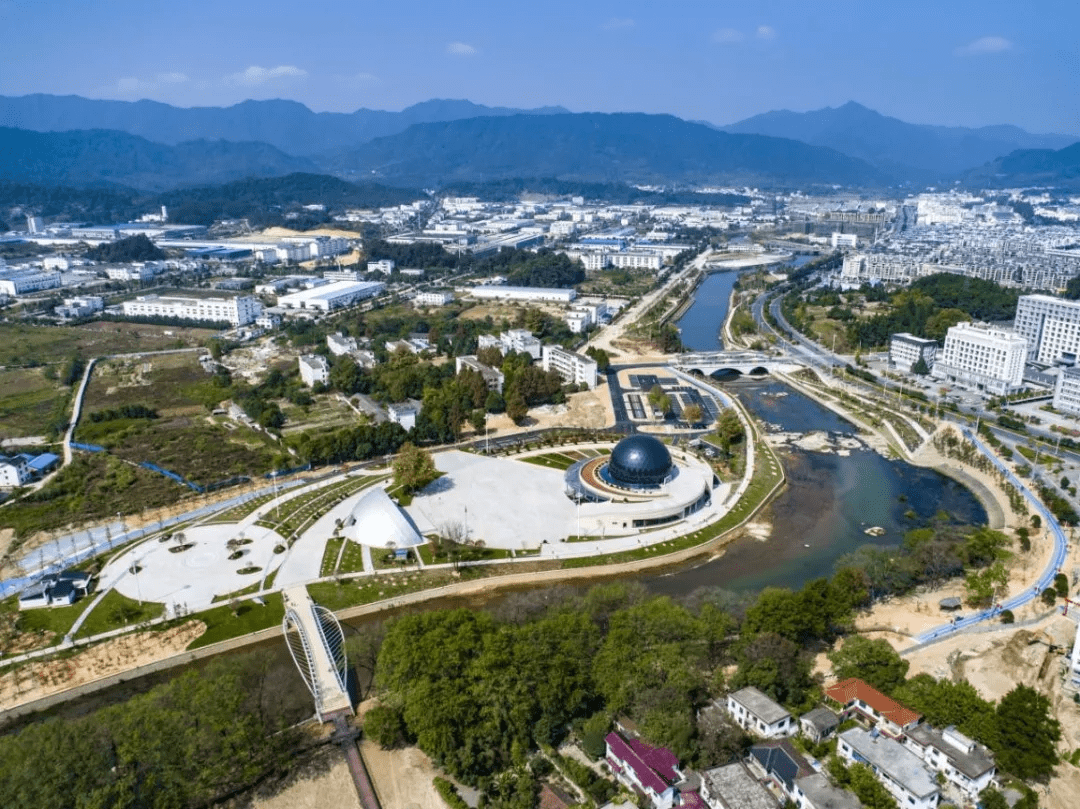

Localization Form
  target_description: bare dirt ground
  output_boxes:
[251,744,362,809]
[0,620,205,711]
[356,699,445,809]
[486,386,615,434]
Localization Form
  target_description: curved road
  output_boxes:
[909,429,1069,647]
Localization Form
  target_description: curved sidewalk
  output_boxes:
[907,429,1067,649]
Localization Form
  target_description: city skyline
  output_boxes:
[0,0,1077,135]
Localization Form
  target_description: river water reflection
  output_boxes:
[646,378,987,595]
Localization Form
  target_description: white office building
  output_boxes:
[368,259,395,274]
[542,345,598,389]
[121,294,261,326]
[931,322,1027,395]
[1053,366,1080,416]
[276,280,385,312]
[298,354,330,387]
[414,291,455,306]
[1014,294,1080,366]
[889,333,938,373]
[0,269,62,295]
[105,264,160,282]
[468,286,577,304]
[55,295,105,319]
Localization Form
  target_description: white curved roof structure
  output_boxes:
[344,486,424,549]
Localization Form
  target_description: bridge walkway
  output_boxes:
[282,586,352,721]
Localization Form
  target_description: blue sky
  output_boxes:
[1,0,1077,134]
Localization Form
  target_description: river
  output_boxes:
[2,259,987,728]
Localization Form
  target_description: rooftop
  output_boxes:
[825,677,922,729]
[840,728,939,799]
[729,686,792,725]
[606,732,679,795]
[800,706,840,733]
[794,774,861,809]
[905,724,995,780]
[700,763,777,809]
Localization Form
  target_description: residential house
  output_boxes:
[903,725,996,801]
[605,731,683,809]
[0,454,32,488]
[298,354,330,387]
[825,677,922,739]
[799,707,840,744]
[791,774,861,809]
[698,762,778,809]
[837,728,940,809]
[726,687,794,738]
[747,740,813,803]
[387,401,421,432]
[456,355,505,393]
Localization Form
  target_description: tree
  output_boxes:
[585,346,611,372]
[828,637,909,694]
[364,703,408,748]
[729,632,814,707]
[714,407,744,454]
[911,355,930,376]
[681,403,704,425]
[847,762,898,809]
[393,442,438,494]
[647,385,671,415]
[505,387,528,424]
[994,685,1060,779]
[1055,572,1069,598]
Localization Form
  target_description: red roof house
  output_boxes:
[605,731,684,809]
[825,677,922,738]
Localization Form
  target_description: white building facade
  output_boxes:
[1054,367,1080,416]
[1014,294,1080,365]
[121,294,261,326]
[889,333,938,373]
[298,354,330,387]
[542,345,598,389]
[931,322,1027,395]
[837,729,940,809]
[725,687,794,738]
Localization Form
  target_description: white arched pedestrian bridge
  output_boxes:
[673,350,804,376]
[283,587,352,722]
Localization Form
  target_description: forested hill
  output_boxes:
[0,126,318,191]
[0,174,421,229]
[962,141,1080,189]
[330,113,888,188]
[0,94,571,156]
[152,173,422,227]
[844,273,1021,347]
[722,100,1077,179]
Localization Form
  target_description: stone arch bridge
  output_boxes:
[672,350,805,377]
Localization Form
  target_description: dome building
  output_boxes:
[564,433,717,534]
[605,434,675,487]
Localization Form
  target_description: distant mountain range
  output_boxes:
[1,94,1078,192]
[0,94,569,156]
[328,112,885,187]
[0,127,317,191]
[721,101,1077,180]
[961,142,1080,189]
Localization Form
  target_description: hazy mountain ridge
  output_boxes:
[0,94,570,156]
[329,112,887,188]
[0,127,318,191]
[721,101,1077,178]
[961,142,1080,189]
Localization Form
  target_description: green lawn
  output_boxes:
[187,593,285,649]
[75,590,165,638]
[0,322,213,367]
[520,453,578,471]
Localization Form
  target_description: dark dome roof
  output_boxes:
[608,434,673,485]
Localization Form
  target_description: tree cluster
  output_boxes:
[0,657,298,809]
[85,234,166,263]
